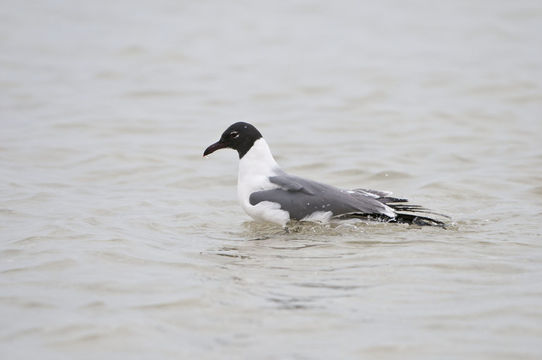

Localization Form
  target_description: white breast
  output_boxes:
[237,138,290,226]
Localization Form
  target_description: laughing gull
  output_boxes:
[203,122,447,227]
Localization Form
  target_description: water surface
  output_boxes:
[1,1,542,359]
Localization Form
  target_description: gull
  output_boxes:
[203,122,447,227]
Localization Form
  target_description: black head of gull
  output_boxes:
[203,122,263,159]
[203,122,449,228]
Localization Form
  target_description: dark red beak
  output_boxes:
[203,141,227,157]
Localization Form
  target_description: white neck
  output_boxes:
[238,138,279,179]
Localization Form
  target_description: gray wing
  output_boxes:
[268,175,313,194]
[249,173,395,221]
[352,188,408,203]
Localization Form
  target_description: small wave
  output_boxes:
[367,170,413,180]
[1,259,78,274]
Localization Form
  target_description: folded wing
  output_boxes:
[249,173,396,221]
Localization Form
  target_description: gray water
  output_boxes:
[1,1,542,359]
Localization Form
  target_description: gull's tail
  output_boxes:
[352,188,450,227]
[381,199,449,227]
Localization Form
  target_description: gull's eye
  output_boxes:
[230,131,239,139]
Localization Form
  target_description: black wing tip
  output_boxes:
[386,202,451,226]
[336,212,450,228]
[392,212,448,228]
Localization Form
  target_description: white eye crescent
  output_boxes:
[230,131,239,139]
